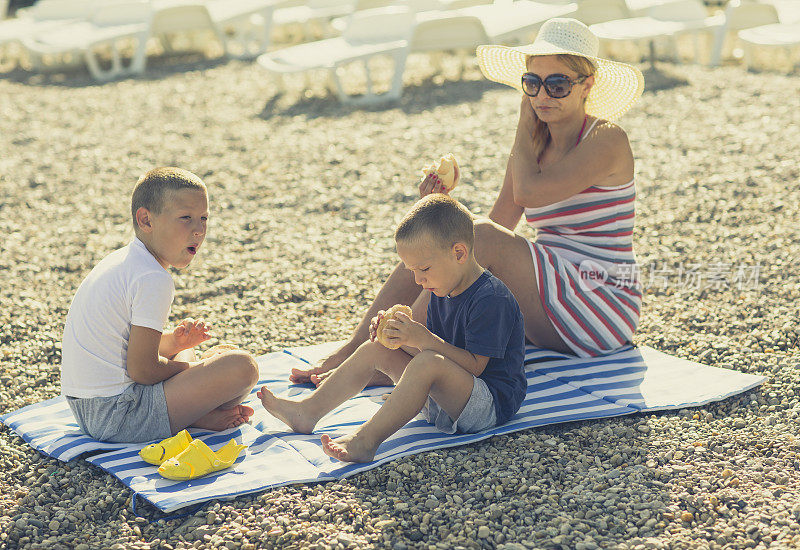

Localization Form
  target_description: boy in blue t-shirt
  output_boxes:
[258,194,526,463]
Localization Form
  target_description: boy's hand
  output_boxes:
[369,311,386,342]
[382,312,432,350]
[172,318,211,351]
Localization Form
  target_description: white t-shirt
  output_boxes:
[60,237,175,398]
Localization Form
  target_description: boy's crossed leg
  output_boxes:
[259,340,475,463]
[164,350,259,434]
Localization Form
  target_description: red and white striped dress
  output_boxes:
[524,119,643,357]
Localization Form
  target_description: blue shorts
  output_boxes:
[66,382,172,443]
[423,376,497,434]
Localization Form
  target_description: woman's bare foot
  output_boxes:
[191,404,253,431]
[320,433,378,463]
[257,386,318,434]
[312,369,393,388]
[289,344,357,384]
[309,371,332,386]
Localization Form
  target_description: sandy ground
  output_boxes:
[1,43,799,550]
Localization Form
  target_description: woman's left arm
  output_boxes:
[511,122,633,208]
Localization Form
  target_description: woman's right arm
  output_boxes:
[488,157,524,231]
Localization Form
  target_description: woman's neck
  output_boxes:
[547,111,588,153]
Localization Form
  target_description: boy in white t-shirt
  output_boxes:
[60,167,259,443]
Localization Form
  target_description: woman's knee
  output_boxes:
[473,218,514,267]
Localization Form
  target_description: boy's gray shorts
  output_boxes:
[66,382,172,443]
[423,376,497,434]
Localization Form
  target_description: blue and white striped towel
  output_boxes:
[0,343,766,513]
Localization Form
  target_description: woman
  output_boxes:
[292,18,645,384]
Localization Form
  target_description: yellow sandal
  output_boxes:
[139,429,193,466]
[158,439,246,481]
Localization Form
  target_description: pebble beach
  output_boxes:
[1,44,799,550]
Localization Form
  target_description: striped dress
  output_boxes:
[524,119,643,357]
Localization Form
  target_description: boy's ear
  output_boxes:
[453,242,469,263]
[135,207,154,233]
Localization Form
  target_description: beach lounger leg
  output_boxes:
[388,49,408,101]
[331,67,349,103]
[130,32,148,75]
[86,48,112,81]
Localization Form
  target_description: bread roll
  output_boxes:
[375,304,413,350]
[421,153,459,192]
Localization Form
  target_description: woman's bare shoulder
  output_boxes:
[585,118,634,187]
[588,118,630,144]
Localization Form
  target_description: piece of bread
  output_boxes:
[421,153,459,192]
[200,343,238,360]
[375,304,413,350]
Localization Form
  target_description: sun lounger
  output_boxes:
[272,0,356,42]
[738,22,800,72]
[257,6,415,104]
[459,0,577,44]
[0,0,94,70]
[152,0,276,60]
[259,1,577,104]
[205,0,277,58]
[22,1,152,81]
[590,0,724,65]
[709,0,779,67]
[573,0,630,27]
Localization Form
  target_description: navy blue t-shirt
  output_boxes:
[426,271,526,425]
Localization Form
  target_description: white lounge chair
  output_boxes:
[272,0,356,42]
[22,0,152,80]
[459,0,577,44]
[259,0,579,104]
[257,7,415,104]
[0,0,94,70]
[767,0,800,24]
[573,0,630,26]
[710,0,779,67]
[739,22,800,71]
[152,0,276,60]
[624,0,681,17]
[205,0,276,58]
[590,0,724,65]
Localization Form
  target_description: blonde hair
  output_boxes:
[527,54,596,161]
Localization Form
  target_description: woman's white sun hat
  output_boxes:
[476,18,644,121]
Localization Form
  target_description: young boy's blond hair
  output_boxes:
[131,167,206,230]
[394,194,474,251]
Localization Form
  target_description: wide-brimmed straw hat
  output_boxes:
[476,18,644,121]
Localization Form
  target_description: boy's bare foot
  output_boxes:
[191,404,253,431]
[257,386,318,434]
[320,433,378,463]
[289,344,356,383]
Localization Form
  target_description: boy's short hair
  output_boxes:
[131,167,206,229]
[395,194,474,251]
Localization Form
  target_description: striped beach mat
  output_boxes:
[0,342,766,513]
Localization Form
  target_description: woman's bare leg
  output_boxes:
[290,262,426,383]
[473,219,572,353]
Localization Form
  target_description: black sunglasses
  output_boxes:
[521,72,587,99]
